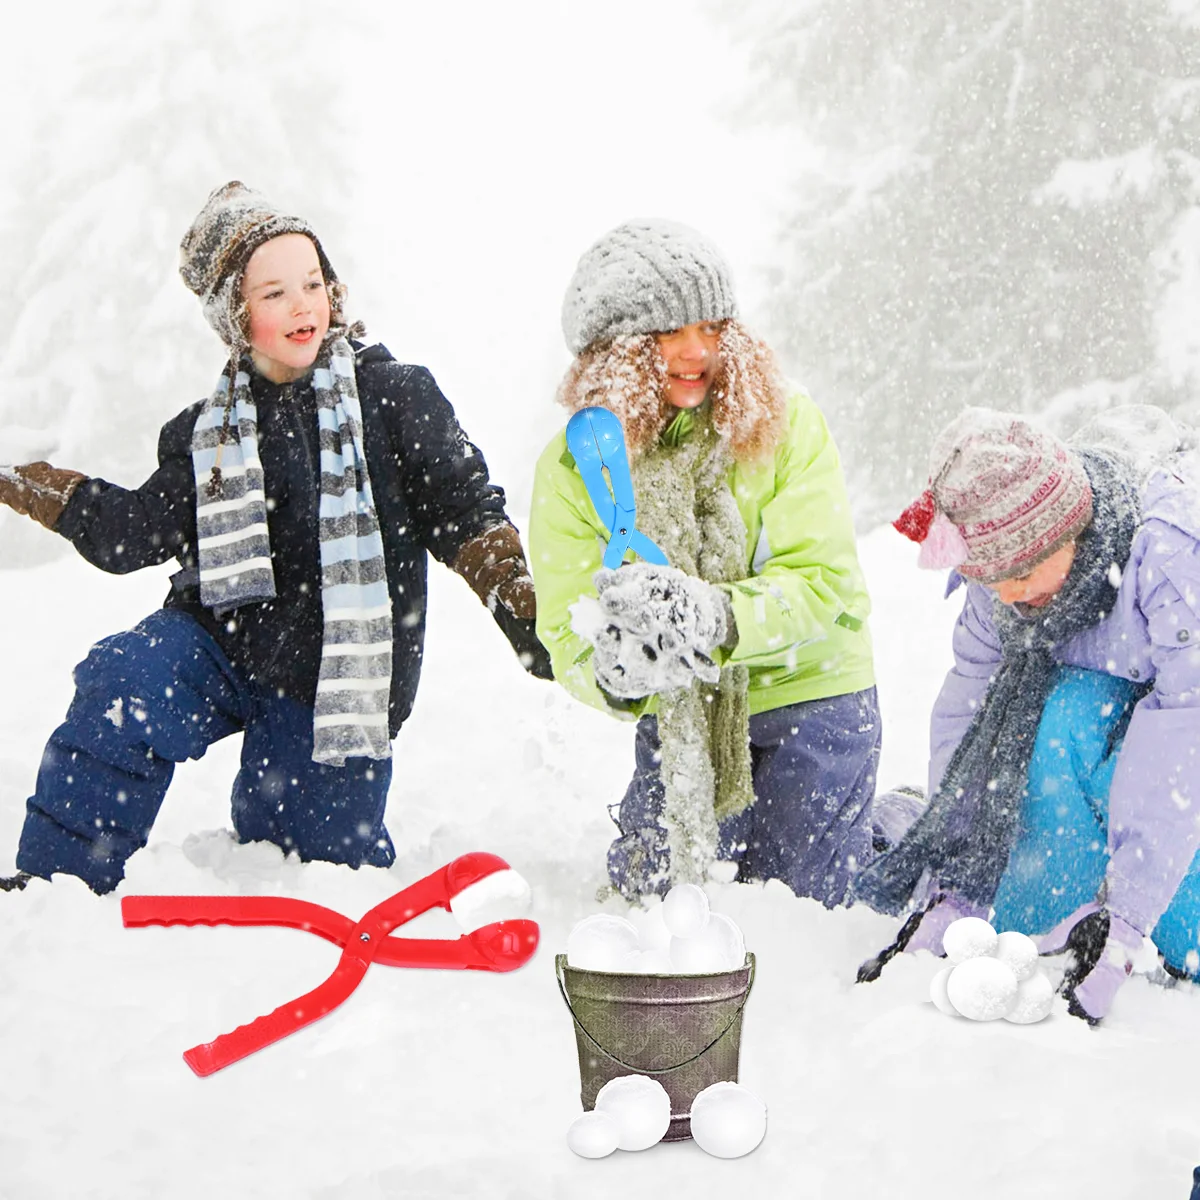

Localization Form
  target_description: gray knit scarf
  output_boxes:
[856,449,1140,915]
[192,336,394,766]
[631,405,755,886]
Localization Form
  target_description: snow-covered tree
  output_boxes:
[728,0,1200,521]
[0,0,362,563]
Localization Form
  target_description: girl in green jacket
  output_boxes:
[529,219,880,904]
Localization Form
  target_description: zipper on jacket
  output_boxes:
[260,381,322,682]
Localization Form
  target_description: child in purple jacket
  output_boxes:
[857,407,1200,1024]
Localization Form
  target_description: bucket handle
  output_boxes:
[554,953,756,1078]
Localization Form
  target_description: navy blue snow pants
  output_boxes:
[16,608,395,893]
[607,688,881,904]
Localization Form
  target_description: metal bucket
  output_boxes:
[555,952,756,1141]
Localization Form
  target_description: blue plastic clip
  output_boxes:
[565,407,668,570]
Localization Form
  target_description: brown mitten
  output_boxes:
[451,524,536,619]
[0,463,87,529]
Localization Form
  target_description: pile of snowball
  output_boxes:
[567,883,745,975]
[567,1075,767,1160]
[930,917,1055,1024]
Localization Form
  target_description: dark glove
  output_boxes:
[1050,906,1141,1025]
[489,604,553,680]
[0,463,87,529]
[451,524,551,680]
[855,892,987,982]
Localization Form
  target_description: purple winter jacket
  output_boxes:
[929,463,1200,935]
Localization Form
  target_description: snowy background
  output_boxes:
[1,2,1200,1197]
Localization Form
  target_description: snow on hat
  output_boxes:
[179,181,342,347]
[561,219,738,355]
[894,408,1094,584]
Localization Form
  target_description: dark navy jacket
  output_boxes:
[56,343,515,736]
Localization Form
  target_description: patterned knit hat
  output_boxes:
[179,181,346,348]
[561,219,738,355]
[894,408,1094,584]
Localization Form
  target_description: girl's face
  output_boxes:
[985,540,1077,608]
[241,233,331,383]
[655,321,723,409]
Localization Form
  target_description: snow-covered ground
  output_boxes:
[2,527,1198,1200]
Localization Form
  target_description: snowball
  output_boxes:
[566,1110,620,1159]
[993,930,1039,982]
[622,948,675,975]
[594,1075,671,1151]
[629,903,673,955]
[661,883,710,939]
[942,916,998,964]
[567,915,641,972]
[448,868,532,933]
[946,956,1019,1021]
[689,1081,767,1159]
[1003,970,1055,1025]
[669,912,745,974]
[929,965,960,1017]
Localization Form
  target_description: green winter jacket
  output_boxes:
[528,391,875,718]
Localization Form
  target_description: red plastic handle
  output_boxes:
[121,895,355,947]
[183,954,370,1077]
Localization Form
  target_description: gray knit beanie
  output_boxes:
[561,219,738,355]
[179,181,343,348]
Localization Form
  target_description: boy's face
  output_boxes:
[654,321,724,409]
[241,233,331,383]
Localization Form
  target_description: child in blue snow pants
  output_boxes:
[608,688,881,904]
[16,609,394,894]
[991,665,1200,975]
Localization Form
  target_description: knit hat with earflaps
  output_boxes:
[894,408,1094,584]
[561,219,738,355]
[179,181,350,348]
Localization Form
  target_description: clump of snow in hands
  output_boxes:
[566,883,746,974]
[931,918,1055,1024]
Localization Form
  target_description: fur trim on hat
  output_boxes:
[555,319,787,463]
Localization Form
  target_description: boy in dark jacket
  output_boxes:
[0,181,548,894]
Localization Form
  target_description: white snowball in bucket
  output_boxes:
[929,965,960,1017]
[594,1075,671,1151]
[993,930,1039,982]
[567,915,641,972]
[946,956,1019,1021]
[942,916,999,963]
[448,868,531,933]
[661,883,710,939]
[623,948,674,975]
[566,1110,621,1159]
[629,903,673,955]
[1003,970,1055,1024]
[689,1081,767,1159]
[670,913,745,974]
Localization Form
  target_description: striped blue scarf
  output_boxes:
[192,337,393,766]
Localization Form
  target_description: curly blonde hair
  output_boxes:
[556,319,787,462]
